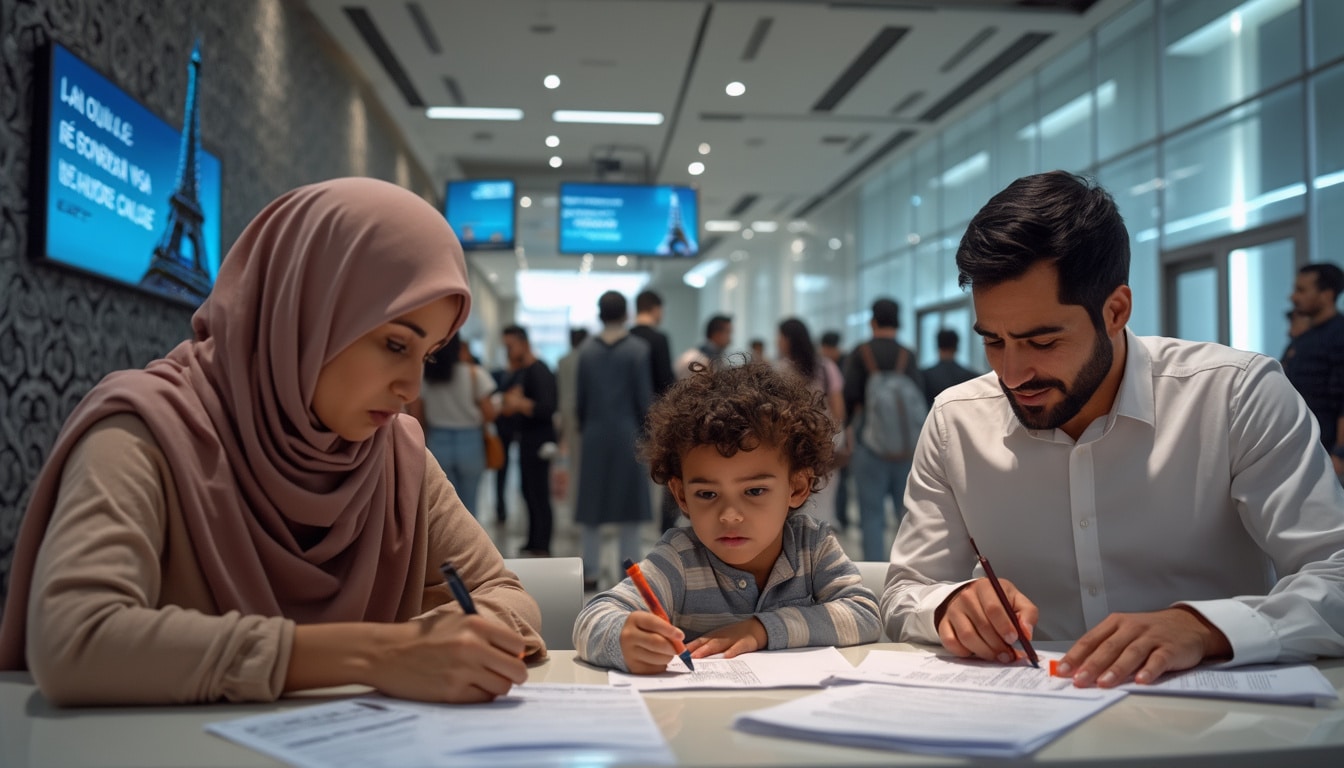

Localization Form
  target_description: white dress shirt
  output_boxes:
[884,329,1344,665]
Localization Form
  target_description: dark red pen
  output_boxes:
[969,537,1039,668]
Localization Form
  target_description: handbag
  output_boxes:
[473,364,506,471]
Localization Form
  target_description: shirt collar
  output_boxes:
[1004,327,1154,441]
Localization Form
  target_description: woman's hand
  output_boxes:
[367,613,528,702]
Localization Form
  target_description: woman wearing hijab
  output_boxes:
[0,178,544,706]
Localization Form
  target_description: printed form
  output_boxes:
[206,684,674,768]
[608,646,854,691]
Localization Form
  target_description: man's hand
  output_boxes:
[1055,606,1232,687]
[685,618,767,659]
[936,578,1038,664]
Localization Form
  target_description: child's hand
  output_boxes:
[686,618,767,658]
[620,611,684,674]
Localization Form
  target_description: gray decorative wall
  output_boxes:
[0,0,434,600]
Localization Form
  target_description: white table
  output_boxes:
[4,644,1344,767]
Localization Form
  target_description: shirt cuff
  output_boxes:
[755,611,788,650]
[1174,599,1280,667]
[903,580,976,644]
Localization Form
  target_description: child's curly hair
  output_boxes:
[640,360,836,493]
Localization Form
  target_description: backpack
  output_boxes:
[858,343,928,460]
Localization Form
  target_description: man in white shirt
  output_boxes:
[884,170,1344,690]
[676,314,733,379]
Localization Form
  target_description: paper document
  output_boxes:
[206,684,675,768]
[608,646,854,691]
[843,650,1339,706]
[734,682,1127,758]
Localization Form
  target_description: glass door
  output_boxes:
[1161,222,1303,356]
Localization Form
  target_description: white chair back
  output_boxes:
[855,560,891,641]
[503,556,584,651]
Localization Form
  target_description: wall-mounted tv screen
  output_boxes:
[444,179,516,251]
[559,182,699,257]
[33,42,223,307]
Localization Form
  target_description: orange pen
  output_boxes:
[623,558,695,671]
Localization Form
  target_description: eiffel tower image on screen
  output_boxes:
[140,40,212,303]
[656,191,693,257]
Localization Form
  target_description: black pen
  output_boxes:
[969,537,1039,668]
[440,561,477,614]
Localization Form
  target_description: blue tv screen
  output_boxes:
[35,42,223,307]
[444,179,516,251]
[559,182,699,257]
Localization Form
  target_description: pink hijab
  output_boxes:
[0,177,471,668]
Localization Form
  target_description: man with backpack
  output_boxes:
[843,298,928,561]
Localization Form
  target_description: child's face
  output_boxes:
[668,443,811,585]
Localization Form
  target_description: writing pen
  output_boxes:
[623,558,695,671]
[968,537,1039,669]
[439,561,477,615]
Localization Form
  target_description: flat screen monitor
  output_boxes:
[558,182,699,257]
[444,179,516,251]
[33,42,224,307]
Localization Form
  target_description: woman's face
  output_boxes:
[312,296,461,441]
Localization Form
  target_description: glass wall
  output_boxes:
[826,0,1341,363]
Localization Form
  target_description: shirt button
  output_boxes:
[738,579,748,589]
[1088,586,1099,596]
[1080,519,1091,528]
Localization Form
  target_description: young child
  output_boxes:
[573,361,880,673]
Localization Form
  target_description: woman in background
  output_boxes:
[776,317,845,528]
[412,334,497,515]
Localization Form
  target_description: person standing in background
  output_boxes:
[500,325,558,557]
[819,330,851,531]
[920,329,980,406]
[630,290,681,532]
[676,315,733,379]
[553,328,590,514]
[775,318,845,529]
[575,292,654,590]
[410,335,497,515]
[1283,263,1344,474]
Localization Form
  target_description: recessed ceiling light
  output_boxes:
[705,220,742,232]
[544,74,561,89]
[545,135,560,147]
[552,110,664,125]
[425,107,523,120]
[751,221,779,232]
[725,81,746,97]
[829,237,842,249]
[616,255,629,266]
[520,196,533,208]
[742,229,755,239]
[688,161,705,176]
[698,143,711,155]
[549,156,563,168]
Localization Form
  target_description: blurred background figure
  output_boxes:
[819,330,851,531]
[553,327,590,515]
[776,317,845,529]
[410,335,497,516]
[750,338,767,363]
[500,325,558,557]
[677,314,733,379]
[575,292,654,590]
[919,329,980,406]
[1283,263,1344,475]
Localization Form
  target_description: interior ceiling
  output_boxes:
[303,0,1106,299]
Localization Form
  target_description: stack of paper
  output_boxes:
[206,684,674,768]
[733,682,1127,758]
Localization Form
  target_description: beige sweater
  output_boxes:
[23,413,543,705]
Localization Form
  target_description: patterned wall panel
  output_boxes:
[0,0,434,599]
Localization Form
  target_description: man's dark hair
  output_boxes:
[820,331,841,348]
[569,327,589,348]
[750,338,765,350]
[502,324,528,342]
[705,314,732,339]
[871,298,900,329]
[598,290,628,323]
[956,170,1130,330]
[1300,263,1344,300]
[936,329,959,352]
[636,290,663,314]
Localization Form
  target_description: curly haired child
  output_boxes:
[572,360,880,673]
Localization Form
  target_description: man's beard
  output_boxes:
[1001,329,1114,431]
